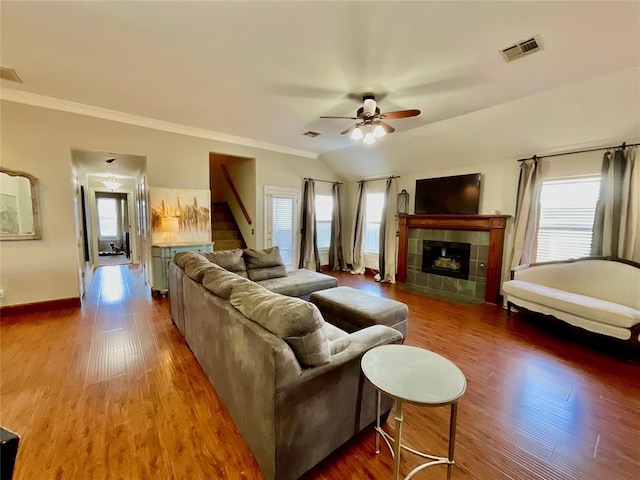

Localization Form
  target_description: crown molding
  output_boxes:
[1,88,319,159]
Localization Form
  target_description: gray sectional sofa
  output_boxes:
[168,247,406,480]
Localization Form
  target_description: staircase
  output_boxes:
[211,202,245,251]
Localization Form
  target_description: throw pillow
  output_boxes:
[243,246,287,282]
[202,268,251,300]
[230,282,330,367]
[185,262,220,283]
[174,251,208,269]
[203,249,248,278]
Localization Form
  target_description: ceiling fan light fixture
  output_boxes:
[102,176,121,190]
[363,98,377,116]
[363,132,376,144]
[351,126,364,140]
[373,124,386,138]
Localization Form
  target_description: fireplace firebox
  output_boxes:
[422,240,471,280]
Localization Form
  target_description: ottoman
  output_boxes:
[310,286,408,338]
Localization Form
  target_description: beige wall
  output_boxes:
[0,100,338,306]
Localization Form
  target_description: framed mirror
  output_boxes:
[0,167,42,240]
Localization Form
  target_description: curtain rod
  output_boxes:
[303,177,343,185]
[357,175,400,184]
[517,141,639,162]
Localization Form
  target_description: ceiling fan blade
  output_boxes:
[320,117,358,120]
[380,109,421,119]
[340,124,359,135]
[379,121,395,133]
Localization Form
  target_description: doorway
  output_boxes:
[264,187,299,270]
[95,191,131,266]
[71,150,148,298]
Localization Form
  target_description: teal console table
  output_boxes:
[151,243,214,296]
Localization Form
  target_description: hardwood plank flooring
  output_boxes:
[1,265,638,479]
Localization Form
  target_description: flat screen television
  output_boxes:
[414,173,481,214]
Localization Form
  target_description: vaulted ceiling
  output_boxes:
[2,1,639,174]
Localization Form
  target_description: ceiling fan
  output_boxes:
[320,94,420,144]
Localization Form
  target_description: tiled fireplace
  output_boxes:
[407,229,489,301]
[398,214,509,304]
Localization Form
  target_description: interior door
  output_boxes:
[265,187,299,270]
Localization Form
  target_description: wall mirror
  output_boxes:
[0,167,42,240]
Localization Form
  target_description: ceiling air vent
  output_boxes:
[303,131,321,137]
[500,36,542,62]
[0,66,23,83]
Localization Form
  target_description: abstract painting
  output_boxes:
[149,187,211,244]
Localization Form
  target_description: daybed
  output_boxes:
[168,248,408,480]
[503,257,640,345]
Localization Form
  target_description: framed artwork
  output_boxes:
[149,187,211,244]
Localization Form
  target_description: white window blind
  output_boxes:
[364,193,384,254]
[315,195,332,250]
[97,197,118,237]
[535,177,600,262]
[271,196,295,267]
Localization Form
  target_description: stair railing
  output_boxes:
[220,164,252,225]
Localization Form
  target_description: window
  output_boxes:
[364,193,384,253]
[535,177,600,262]
[97,197,118,237]
[270,195,296,268]
[315,195,332,250]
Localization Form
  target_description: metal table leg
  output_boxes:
[447,402,458,480]
[393,400,404,480]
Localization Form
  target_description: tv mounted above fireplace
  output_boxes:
[414,173,481,215]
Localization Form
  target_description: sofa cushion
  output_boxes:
[185,262,221,283]
[202,267,252,300]
[243,246,287,282]
[257,269,337,298]
[230,282,330,367]
[174,251,209,269]
[203,249,248,278]
[504,280,640,329]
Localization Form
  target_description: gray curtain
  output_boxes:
[592,146,638,261]
[375,178,398,283]
[510,159,542,269]
[350,181,367,274]
[299,179,320,271]
[328,183,346,271]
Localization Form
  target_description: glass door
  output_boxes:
[265,187,299,270]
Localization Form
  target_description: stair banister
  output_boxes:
[220,164,252,225]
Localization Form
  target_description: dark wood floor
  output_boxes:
[1,265,638,479]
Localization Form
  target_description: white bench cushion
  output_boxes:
[504,280,640,329]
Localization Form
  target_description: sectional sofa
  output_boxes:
[168,247,407,479]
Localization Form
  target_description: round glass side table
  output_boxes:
[361,345,467,480]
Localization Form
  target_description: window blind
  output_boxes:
[271,196,295,267]
[535,177,600,262]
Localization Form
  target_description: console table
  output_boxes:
[151,243,214,296]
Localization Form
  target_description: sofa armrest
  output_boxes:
[511,263,530,279]
[277,325,402,392]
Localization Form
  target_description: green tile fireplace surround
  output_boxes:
[407,229,489,302]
